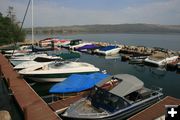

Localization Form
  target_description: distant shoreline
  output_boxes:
[24,23,180,35]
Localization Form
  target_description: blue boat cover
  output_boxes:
[49,73,110,93]
[76,44,99,51]
[99,45,117,51]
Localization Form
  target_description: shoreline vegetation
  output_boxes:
[24,23,180,35]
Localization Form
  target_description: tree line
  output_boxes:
[0,7,25,46]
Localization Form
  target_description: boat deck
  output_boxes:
[128,96,180,120]
[0,53,61,120]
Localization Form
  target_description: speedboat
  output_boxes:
[144,52,179,67]
[9,53,59,66]
[129,56,147,64]
[39,37,70,47]
[75,44,101,53]
[4,45,32,54]
[70,43,92,50]
[4,45,32,57]
[19,61,100,82]
[62,74,163,120]
[95,45,122,56]
[14,52,80,70]
[10,53,49,66]
[14,58,56,70]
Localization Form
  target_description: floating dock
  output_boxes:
[49,93,88,114]
[128,96,180,120]
[0,53,61,120]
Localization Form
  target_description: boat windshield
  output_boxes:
[88,87,130,113]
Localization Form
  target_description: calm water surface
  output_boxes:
[27,33,180,99]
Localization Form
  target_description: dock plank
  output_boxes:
[49,93,88,113]
[128,96,180,120]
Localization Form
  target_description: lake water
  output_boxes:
[27,33,180,99]
[26,33,180,51]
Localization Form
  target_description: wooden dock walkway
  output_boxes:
[128,96,180,120]
[49,93,88,114]
[0,53,61,120]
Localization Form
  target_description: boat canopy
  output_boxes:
[49,73,110,93]
[109,74,144,97]
[99,45,118,51]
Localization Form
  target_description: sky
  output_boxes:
[0,0,180,27]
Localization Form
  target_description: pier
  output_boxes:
[0,53,61,120]
[128,96,180,120]
[49,93,88,114]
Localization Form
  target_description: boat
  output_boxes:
[18,61,100,82]
[144,52,179,67]
[177,62,180,73]
[61,39,83,49]
[49,73,110,94]
[32,45,56,52]
[14,59,54,70]
[62,74,163,120]
[39,37,70,47]
[75,44,101,53]
[129,56,147,64]
[4,45,32,57]
[14,52,80,70]
[95,45,122,56]
[70,43,92,50]
[9,53,52,66]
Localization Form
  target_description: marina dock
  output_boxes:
[128,96,180,120]
[0,53,61,120]
[49,93,88,114]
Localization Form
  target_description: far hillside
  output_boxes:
[24,24,180,34]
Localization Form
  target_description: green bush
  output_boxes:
[0,12,25,46]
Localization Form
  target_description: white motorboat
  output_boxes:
[19,61,100,82]
[95,45,122,56]
[144,52,179,67]
[10,53,59,66]
[14,60,53,70]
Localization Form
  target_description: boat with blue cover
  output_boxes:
[62,74,163,120]
[95,45,122,56]
[75,44,101,53]
[49,73,110,94]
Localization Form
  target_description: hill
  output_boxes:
[24,24,180,34]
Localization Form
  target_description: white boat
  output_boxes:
[5,45,32,54]
[144,52,179,67]
[95,45,122,56]
[10,53,58,66]
[14,60,53,70]
[18,61,100,82]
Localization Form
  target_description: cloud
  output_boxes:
[0,0,180,27]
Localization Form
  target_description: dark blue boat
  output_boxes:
[49,73,109,94]
[99,45,118,51]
